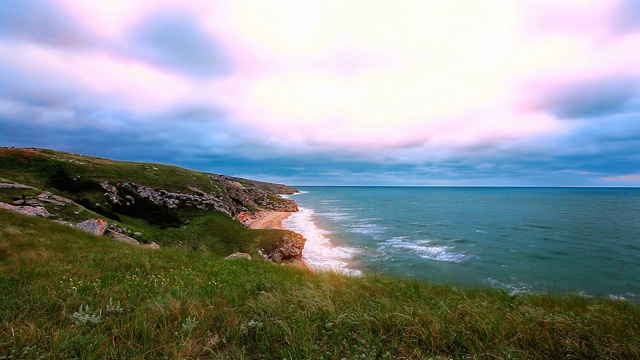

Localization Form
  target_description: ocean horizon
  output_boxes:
[284,186,640,302]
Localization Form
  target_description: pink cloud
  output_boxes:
[602,174,640,182]
[7,0,640,159]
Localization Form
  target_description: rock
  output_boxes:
[106,230,140,245]
[266,232,306,263]
[12,199,40,206]
[236,211,255,227]
[0,202,51,217]
[99,176,298,224]
[37,192,72,206]
[76,219,108,235]
[107,223,135,237]
[225,252,252,260]
[145,242,160,249]
[0,182,33,190]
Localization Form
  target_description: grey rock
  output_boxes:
[0,202,51,217]
[99,177,297,219]
[106,230,140,245]
[76,219,108,235]
[225,252,252,260]
[37,192,73,206]
[12,199,40,206]
[0,182,33,190]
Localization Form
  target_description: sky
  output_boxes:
[1,0,640,186]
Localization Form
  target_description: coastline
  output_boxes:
[246,210,292,230]
[247,209,309,268]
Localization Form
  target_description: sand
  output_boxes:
[247,211,292,230]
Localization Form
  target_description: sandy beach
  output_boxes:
[246,211,292,230]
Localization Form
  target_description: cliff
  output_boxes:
[0,147,304,263]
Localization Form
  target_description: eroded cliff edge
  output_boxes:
[0,147,306,263]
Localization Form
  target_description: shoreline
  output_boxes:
[246,210,292,230]
[247,210,309,268]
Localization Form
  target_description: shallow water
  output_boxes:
[284,187,640,301]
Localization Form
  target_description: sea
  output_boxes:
[283,187,640,302]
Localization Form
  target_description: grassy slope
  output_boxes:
[0,148,220,193]
[1,210,639,359]
[0,148,290,256]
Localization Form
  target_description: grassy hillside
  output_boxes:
[0,148,219,193]
[1,210,639,359]
[0,147,295,256]
[1,147,640,358]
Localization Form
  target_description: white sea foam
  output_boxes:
[283,207,361,275]
[319,211,353,221]
[379,237,467,263]
[346,222,388,236]
[486,277,536,295]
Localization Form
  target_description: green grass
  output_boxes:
[2,210,639,359]
[0,148,222,194]
[0,147,295,256]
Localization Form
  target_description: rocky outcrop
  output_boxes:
[225,252,252,260]
[100,177,298,219]
[37,192,72,206]
[236,211,255,227]
[106,230,140,245]
[209,175,298,213]
[76,219,108,236]
[266,232,306,263]
[11,198,40,206]
[0,202,51,217]
[0,182,34,190]
[213,175,299,195]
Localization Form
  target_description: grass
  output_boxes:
[1,209,639,359]
[0,147,295,256]
[0,148,222,194]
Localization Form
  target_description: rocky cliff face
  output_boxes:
[265,232,306,263]
[214,175,299,195]
[100,174,298,219]
[0,147,306,263]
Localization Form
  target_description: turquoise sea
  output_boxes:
[283,187,640,301]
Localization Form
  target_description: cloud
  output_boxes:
[0,0,639,186]
[0,0,94,47]
[612,0,640,34]
[602,174,640,182]
[128,10,231,78]
[539,76,640,119]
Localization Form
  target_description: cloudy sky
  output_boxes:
[1,0,640,186]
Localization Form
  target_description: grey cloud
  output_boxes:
[541,76,640,119]
[0,0,95,47]
[0,65,80,109]
[612,0,640,34]
[1,71,638,187]
[129,10,231,78]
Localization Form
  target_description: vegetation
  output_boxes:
[1,147,639,358]
[0,147,294,255]
[1,210,639,359]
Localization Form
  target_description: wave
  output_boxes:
[378,237,467,263]
[318,211,353,221]
[486,277,536,295]
[346,222,388,236]
[283,207,361,275]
